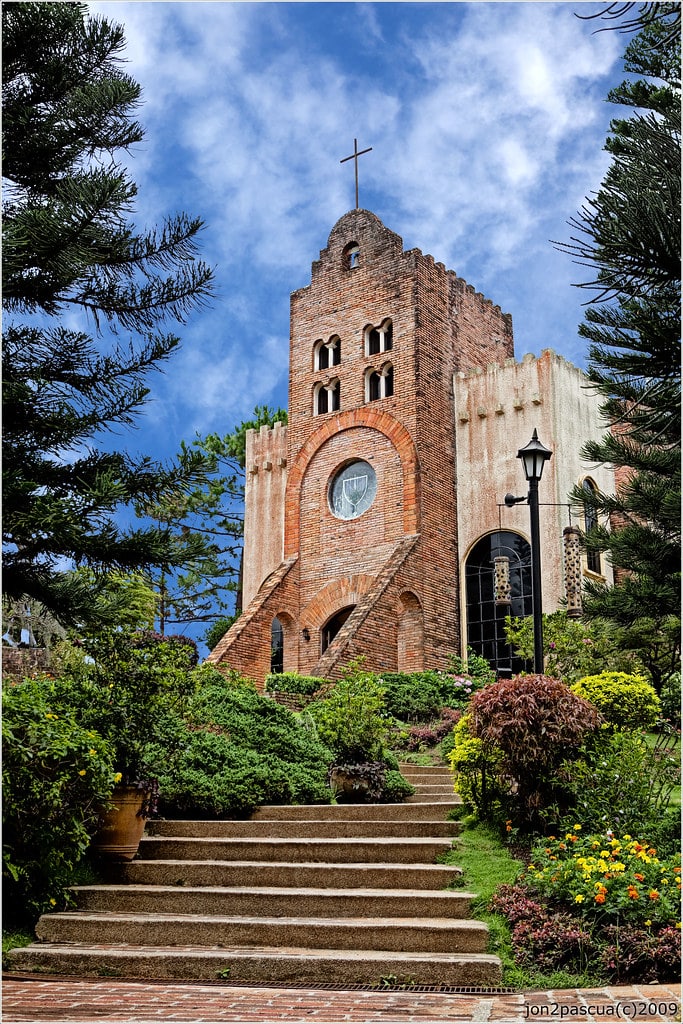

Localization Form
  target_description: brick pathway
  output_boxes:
[2,978,680,1023]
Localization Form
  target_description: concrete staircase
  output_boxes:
[9,764,502,986]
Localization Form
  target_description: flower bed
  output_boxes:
[489,827,681,984]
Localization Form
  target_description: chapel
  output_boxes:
[208,208,614,683]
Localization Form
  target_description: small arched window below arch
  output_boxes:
[315,336,341,370]
[582,479,602,574]
[365,363,394,402]
[365,318,393,356]
[315,379,340,415]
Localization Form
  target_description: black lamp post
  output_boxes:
[505,428,553,674]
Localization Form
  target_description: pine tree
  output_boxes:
[142,407,288,636]
[558,6,681,688]
[2,2,215,627]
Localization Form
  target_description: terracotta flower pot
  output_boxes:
[91,785,150,860]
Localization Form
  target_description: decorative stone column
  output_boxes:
[493,555,512,607]
[563,526,583,619]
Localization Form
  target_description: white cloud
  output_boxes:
[82,1,625,453]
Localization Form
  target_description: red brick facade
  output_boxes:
[209,209,514,683]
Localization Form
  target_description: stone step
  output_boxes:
[407,783,454,793]
[251,800,461,820]
[405,792,458,803]
[36,911,490,954]
[398,766,452,777]
[147,819,460,839]
[110,859,463,890]
[71,884,476,919]
[137,836,454,864]
[8,943,503,987]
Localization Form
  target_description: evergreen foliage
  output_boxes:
[2,2,215,627]
[557,7,681,689]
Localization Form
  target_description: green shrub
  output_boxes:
[447,714,509,821]
[470,675,602,828]
[379,671,444,721]
[660,673,681,728]
[306,664,387,763]
[447,647,497,688]
[381,769,416,803]
[571,672,661,731]
[51,629,198,783]
[505,611,642,684]
[556,730,680,836]
[264,673,326,696]
[2,676,117,921]
[149,680,333,817]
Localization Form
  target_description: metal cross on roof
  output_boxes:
[340,138,372,209]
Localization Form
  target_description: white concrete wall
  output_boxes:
[242,421,288,607]
[453,349,615,649]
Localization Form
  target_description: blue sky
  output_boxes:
[89,0,625,467]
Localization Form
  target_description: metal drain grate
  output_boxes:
[7,974,515,995]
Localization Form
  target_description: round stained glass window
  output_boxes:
[329,460,377,520]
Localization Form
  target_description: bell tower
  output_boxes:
[209,208,514,683]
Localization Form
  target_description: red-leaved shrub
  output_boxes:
[469,674,602,822]
[600,924,682,984]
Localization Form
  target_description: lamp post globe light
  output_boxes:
[504,429,552,674]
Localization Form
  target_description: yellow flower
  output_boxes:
[49,898,56,906]
[574,894,585,903]
[527,865,536,871]
[600,850,610,858]
[88,748,97,756]
[114,772,122,783]
[573,824,582,831]
[78,769,86,776]
[645,920,652,927]
[612,863,626,873]
[623,834,632,841]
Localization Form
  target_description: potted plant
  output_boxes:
[306,661,396,803]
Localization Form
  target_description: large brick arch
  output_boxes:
[301,574,377,632]
[284,409,420,555]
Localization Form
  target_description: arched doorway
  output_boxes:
[322,606,355,653]
[465,531,532,678]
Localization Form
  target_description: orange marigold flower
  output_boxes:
[649,891,660,900]
[594,893,606,904]
[634,873,645,881]
[627,886,640,900]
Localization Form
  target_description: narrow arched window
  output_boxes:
[315,379,340,415]
[367,326,381,355]
[365,363,394,403]
[365,318,393,356]
[582,479,602,574]
[271,617,284,674]
[315,336,341,370]
[347,245,360,269]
